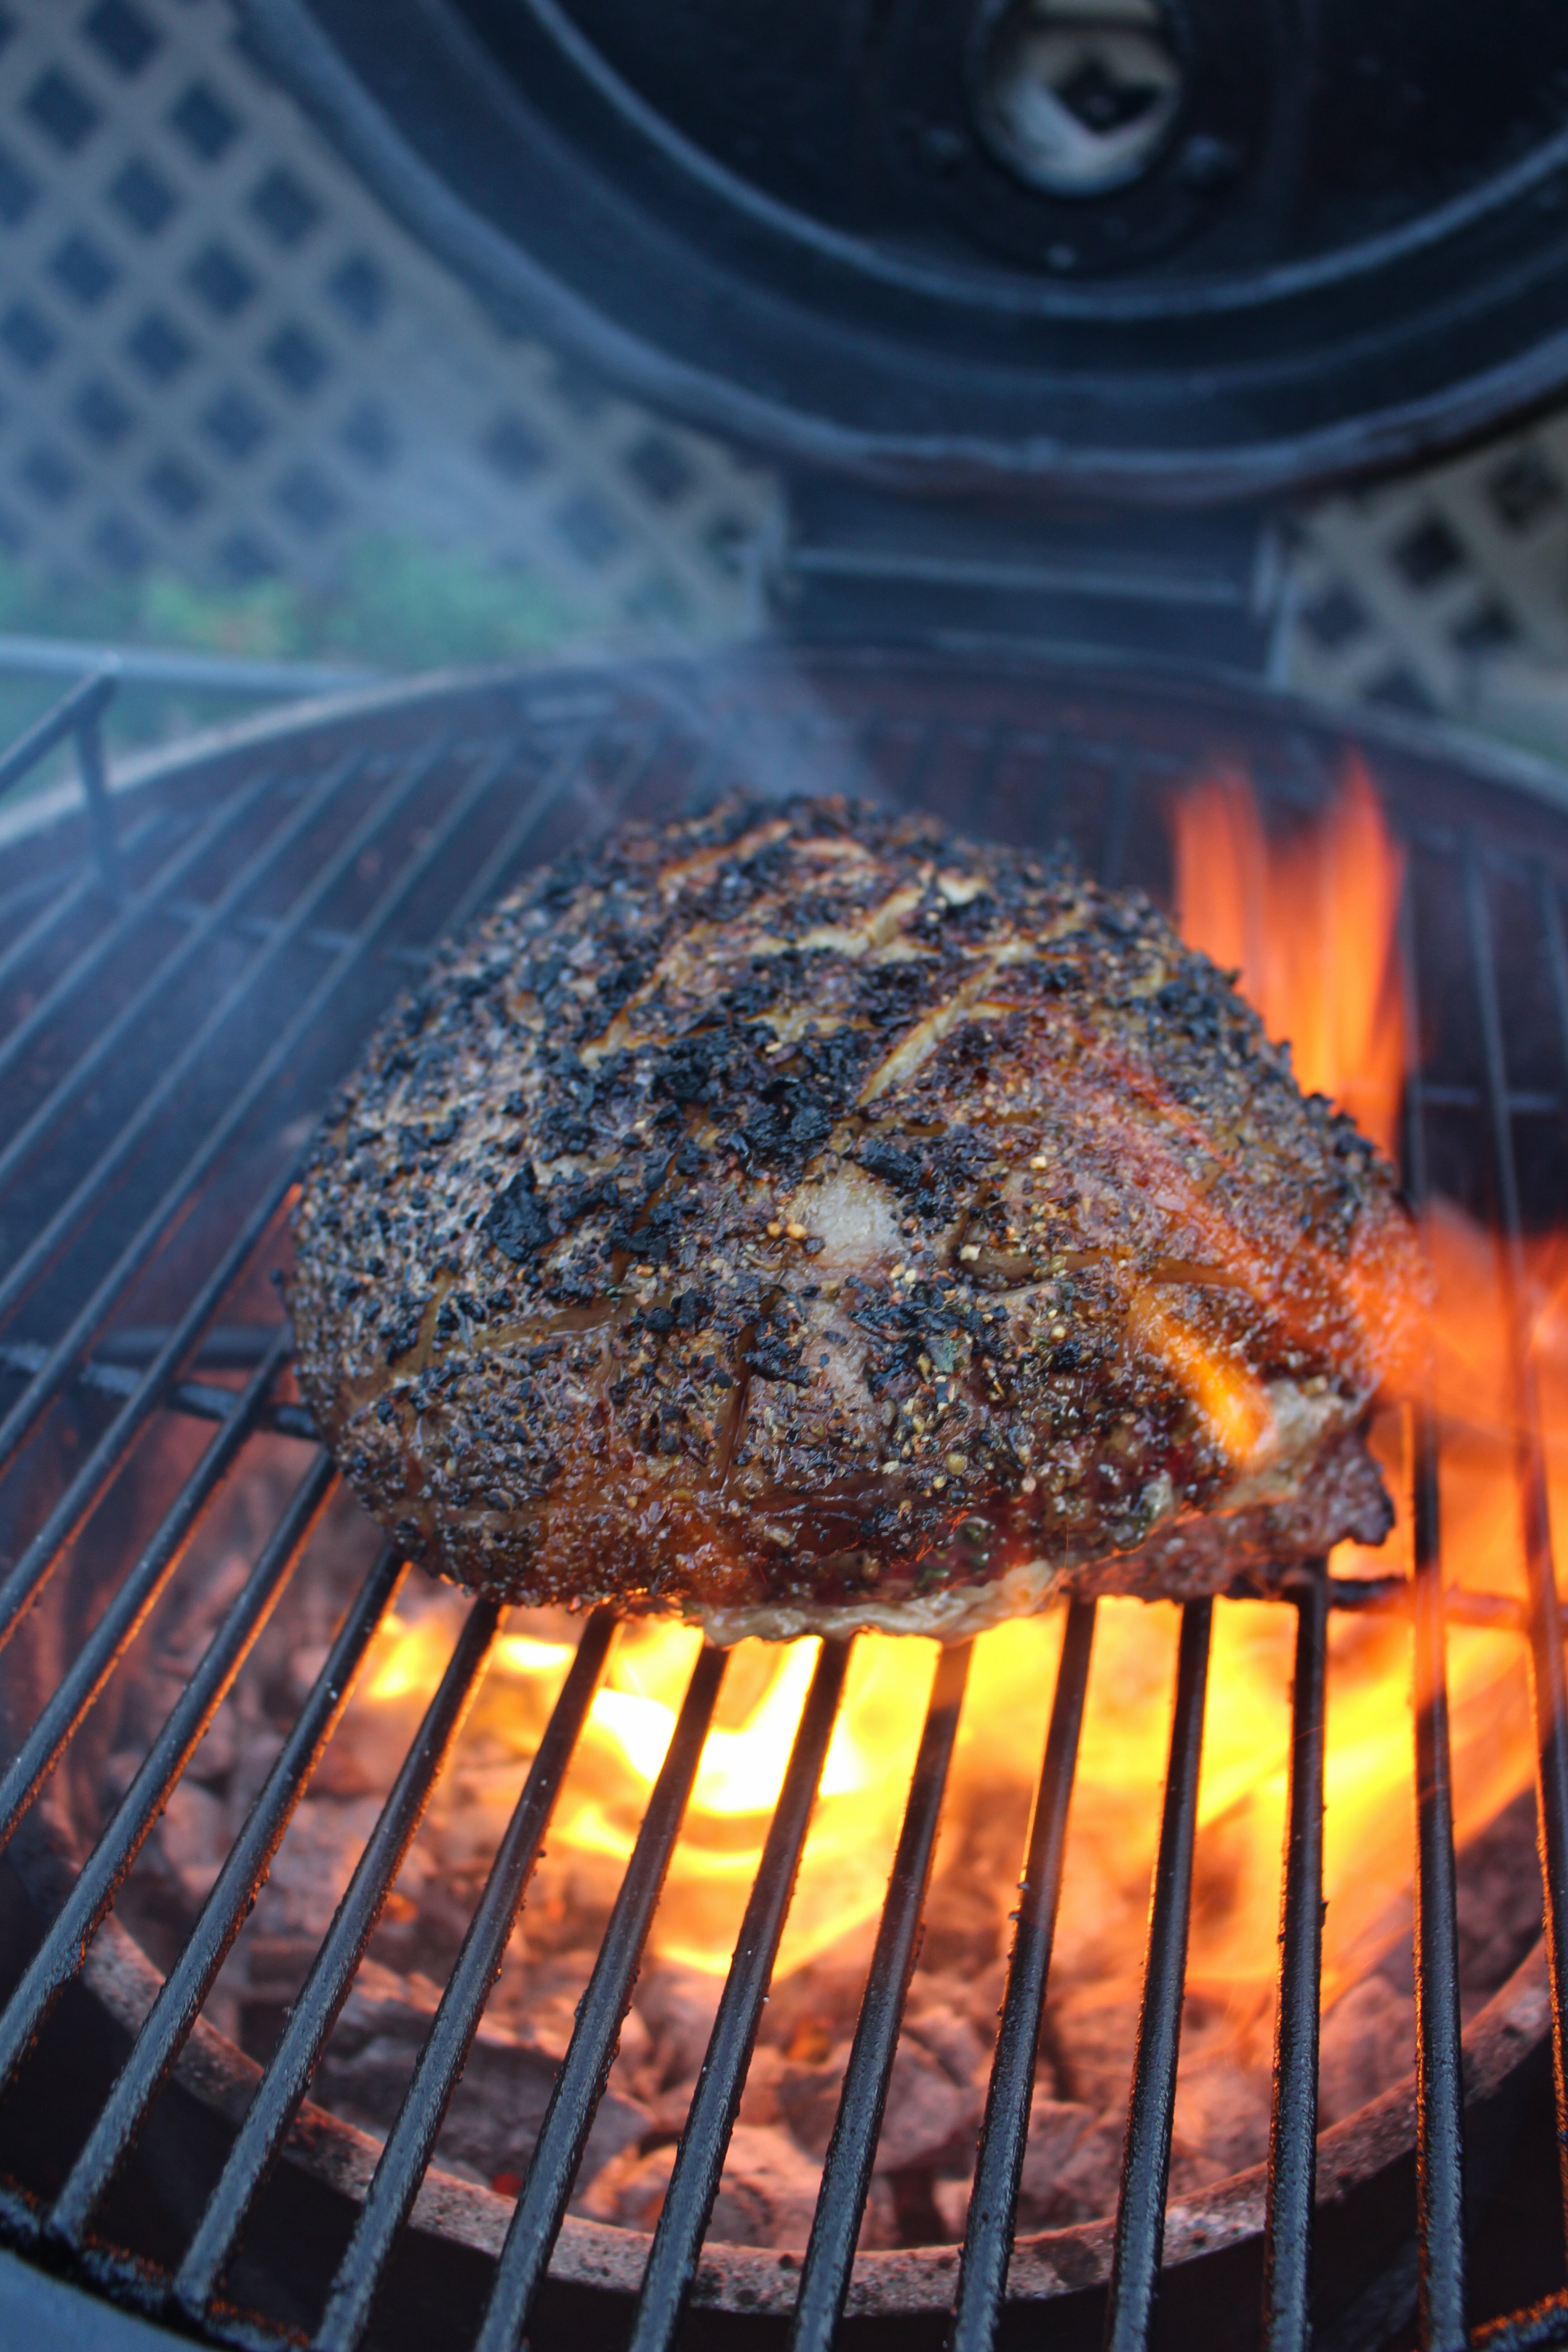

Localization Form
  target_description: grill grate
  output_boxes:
[1,652,1568,2351]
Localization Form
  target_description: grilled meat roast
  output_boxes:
[290,796,1422,1642]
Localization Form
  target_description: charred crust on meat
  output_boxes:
[289,794,1426,1639]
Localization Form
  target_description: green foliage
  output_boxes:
[0,535,583,671]
[0,538,595,787]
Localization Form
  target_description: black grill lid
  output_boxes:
[244,0,1568,502]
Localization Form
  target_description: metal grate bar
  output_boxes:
[950,1598,1097,2352]
[0,727,520,1485]
[468,1636,736,2352]
[0,1451,335,2103]
[1465,848,1568,2253]
[1412,1401,1468,2351]
[313,1607,618,2352]
[1102,1597,1213,2352]
[0,761,285,1104]
[1260,1571,1328,2352]
[440,716,677,960]
[173,1594,505,2323]
[1411,1083,1564,1117]
[786,1640,975,2352]
[73,676,122,906]
[0,1333,316,1441]
[1394,853,1470,2348]
[0,1166,295,1663]
[1328,1578,1535,1631]
[91,1326,282,1371]
[0,1326,296,1859]
[0,804,169,1009]
[48,1543,409,2253]
[162,897,435,972]
[619,1637,854,2352]
[0,670,115,805]
[0,737,416,1328]
[0,754,345,1199]
[427,725,608,938]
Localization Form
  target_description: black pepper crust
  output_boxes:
[288,795,1423,1641]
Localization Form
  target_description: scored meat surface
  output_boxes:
[289,795,1422,1643]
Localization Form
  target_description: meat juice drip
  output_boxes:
[107,764,1557,2246]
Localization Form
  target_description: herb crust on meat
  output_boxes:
[288,795,1422,1642]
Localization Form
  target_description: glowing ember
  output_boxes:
[353,762,1540,2050]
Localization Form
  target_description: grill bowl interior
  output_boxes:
[1,645,1566,2350]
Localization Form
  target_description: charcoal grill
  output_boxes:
[14,4,1568,2346]
[0,648,1563,2352]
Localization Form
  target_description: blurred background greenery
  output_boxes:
[0,533,607,789]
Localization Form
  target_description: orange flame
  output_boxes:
[348,762,1538,2064]
[1173,756,1406,1156]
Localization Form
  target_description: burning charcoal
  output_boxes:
[759,1934,879,2061]
[320,1959,650,2188]
[170,1547,257,1657]
[774,2045,854,2158]
[577,2125,823,2249]
[1045,1984,1142,2114]
[328,1958,445,2051]
[642,2078,703,2140]
[152,1780,227,1905]
[441,2030,647,2190]
[1014,2099,1123,2228]
[187,1693,241,1786]
[931,2176,971,2240]
[875,2034,983,2176]
[914,1871,1011,1979]
[707,2125,829,2249]
[575,2141,672,2232]
[235,1938,326,2014]
[367,1862,481,1980]
[1318,1974,1416,2127]
[287,1643,333,1707]
[1031,1983,1275,2197]
[103,1749,142,1803]
[246,1793,386,1940]
[916,1793,1033,1977]
[1170,2048,1272,2183]
[904,1996,992,2096]
[857,2178,900,2250]
[808,1998,991,2194]
[225,1725,285,1816]
[736,2041,787,2130]
[1455,1789,1545,2009]
[484,1946,597,2053]
[632,1960,723,2089]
